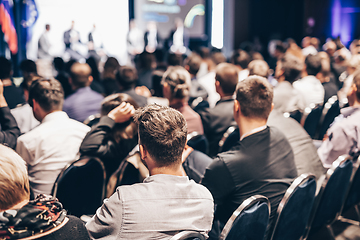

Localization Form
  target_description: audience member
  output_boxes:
[0,57,25,109]
[86,56,104,95]
[197,51,227,108]
[230,49,251,81]
[162,66,204,134]
[86,104,214,239]
[317,51,339,104]
[53,57,72,98]
[248,59,270,78]
[318,70,360,168]
[136,51,156,90]
[38,24,52,60]
[202,76,297,239]
[0,80,20,149]
[184,53,208,105]
[11,73,40,134]
[273,53,306,113]
[302,36,318,56]
[197,63,238,157]
[337,54,360,104]
[0,144,90,240]
[293,54,325,106]
[16,78,90,196]
[267,110,326,180]
[63,63,104,122]
[80,93,139,180]
[104,66,147,107]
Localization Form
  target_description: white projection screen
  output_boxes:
[27,0,129,65]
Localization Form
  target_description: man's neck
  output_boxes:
[150,164,186,177]
[238,117,267,140]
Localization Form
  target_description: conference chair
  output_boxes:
[316,95,340,140]
[52,156,106,217]
[269,173,317,240]
[106,152,148,198]
[187,132,209,154]
[303,155,353,240]
[182,149,212,183]
[219,195,271,240]
[283,110,302,123]
[339,155,360,224]
[170,231,206,240]
[218,126,239,153]
[301,103,322,139]
[83,113,101,127]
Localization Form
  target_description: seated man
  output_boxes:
[86,104,214,239]
[197,63,238,157]
[63,62,104,122]
[16,78,90,196]
[0,144,90,240]
[201,76,297,238]
[318,70,360,168]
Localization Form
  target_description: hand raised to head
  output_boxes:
[107,102,135,123]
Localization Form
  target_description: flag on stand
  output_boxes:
[0,0,18,54]
[21,0,38,49]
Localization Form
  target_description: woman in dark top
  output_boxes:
[79,93,138,181]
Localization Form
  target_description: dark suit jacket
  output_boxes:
[198,98,236,157]
[0,106,20,149]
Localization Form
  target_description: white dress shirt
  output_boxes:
[293,75,325,107]
[16,111,90,196]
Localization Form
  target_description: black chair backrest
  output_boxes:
[183,149,212,183]
[52,156,106,217]
[218,126,239,153]
[187,132,209,155]
[283,110,302,123]
[317,95,340,140]
[170,231,206,240]
[301,103,323,139]
[83,113,101,127]
[306,155,353,236]
[342,155,360,213]
[269,173,316,240]
[220,195,271,240]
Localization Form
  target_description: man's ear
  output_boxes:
[68,77,73,86]
[88,76,93,84]
[271,103,274,112]
[233,99,241,118]
[139,144,147,161]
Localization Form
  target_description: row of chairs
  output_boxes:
[285,95,341,140]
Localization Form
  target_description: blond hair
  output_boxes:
[0,144,30,210]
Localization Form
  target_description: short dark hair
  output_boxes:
[133,104,187,167]
[167,53,183,66]
[28,78,64,113]
[115,66,138,90]
[20,59,37,74]
[184,54,202,75]
[305,54,322,76]
[230,49,251,69]
[0,57,12,79]
[69,63,92,88]
[101,93,139,116]
[215,63,239,95]
[236,75,273,119]
[248,60,269,78]
[278,54,303,83]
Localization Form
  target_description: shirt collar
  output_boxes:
[240,125,267,141]
[42,111,69,123]
[340,106,360,117]
[143,174,189,183]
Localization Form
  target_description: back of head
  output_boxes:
[133,104,187,167]
[0,57,12,79]
[211,52,226,66]
[236,75,273,120]
[20,59,37,75]
[138,52,156,70]
[28,78,64,113]
[115,66,138,90]
[230,49,251,69]
[248,60,270,78]
[184,53,202,76]
[279,53,303,83]
[103,57,120,79]
[53,57,65,72]
[215,63,239,96]
[162,66,191,99]
[305,54,322,76]
[70,63,92,88]
[101,93,139,142]
[167,53,183,66]
[0,144,30,211]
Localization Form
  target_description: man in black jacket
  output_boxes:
[0,80,20,149]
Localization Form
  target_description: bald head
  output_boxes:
[215,63,239,96]
[70,63,92,89]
